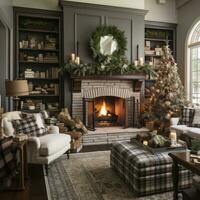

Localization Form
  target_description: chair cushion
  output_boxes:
[39,134,71,156]
[187,128,200,139]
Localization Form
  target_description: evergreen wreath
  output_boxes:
[90,25,127,64]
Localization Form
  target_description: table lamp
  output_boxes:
[5,80,29,110]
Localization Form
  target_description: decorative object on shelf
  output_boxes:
[24,68,34,78]
[5,80,29,110]
[142,45,184,134]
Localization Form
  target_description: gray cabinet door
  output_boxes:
[75,13,103,63]
[105,16,133,62]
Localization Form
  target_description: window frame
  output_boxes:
[186,19,200,102]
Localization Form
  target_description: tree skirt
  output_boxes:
[45,151,173,200]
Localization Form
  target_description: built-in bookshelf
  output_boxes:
[144,21,176,98]
[14,8,62,115]
[144,21,176,69]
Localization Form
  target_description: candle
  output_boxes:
[143,140,148,146]
[134,60,138,66]
[75,56,80,65]
[139,57,144,66]
[71,53,76,62]
[170,131,177,141]
[149,61,153,66]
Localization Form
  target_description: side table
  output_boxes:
[169,152,200,200]
[14,139,28,190]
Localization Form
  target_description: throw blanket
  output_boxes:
[0,137,17,188]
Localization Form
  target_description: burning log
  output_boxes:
[95,111,118,122]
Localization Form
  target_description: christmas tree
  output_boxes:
[145,45,184,128]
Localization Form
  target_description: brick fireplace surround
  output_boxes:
[72,79,140,123]
[70,75,149,145]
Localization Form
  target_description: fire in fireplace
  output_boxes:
[94,96,125,127]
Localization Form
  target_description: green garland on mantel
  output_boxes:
[60,25,155,77]
[60,62,155,77]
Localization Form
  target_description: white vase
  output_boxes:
[170,117,179,126]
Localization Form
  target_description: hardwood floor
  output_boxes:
[0,144,110,200]
[0,164,48,200]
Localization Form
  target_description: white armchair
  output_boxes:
[1,111,71,175]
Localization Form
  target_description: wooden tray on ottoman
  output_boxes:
[131,138,187,154]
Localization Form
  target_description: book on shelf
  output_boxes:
[46,67,59,78]
[54,84,59,95]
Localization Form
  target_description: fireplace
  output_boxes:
[71,77,144,131]
[83,93,138,130]
[94,96,125,127]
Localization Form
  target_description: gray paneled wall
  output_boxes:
[0,21,7,109]
[62,1,147,63]
[61,1,147,109]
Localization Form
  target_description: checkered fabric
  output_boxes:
[12,116,48,137]
[110,141,192,196]
[0,137,17,179]
[40,110,49,119]
[190,109,200,128]
[178,107,195,126]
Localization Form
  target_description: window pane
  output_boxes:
[192,72,198,81]
[191,47,200,103]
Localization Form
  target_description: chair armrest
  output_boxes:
[48,125,59,134]
[27,137,41,163]
[27,137,41,149]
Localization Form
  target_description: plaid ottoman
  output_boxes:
[110,141,192,196]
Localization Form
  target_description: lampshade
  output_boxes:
[5,80,29,97]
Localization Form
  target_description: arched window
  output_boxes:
[187,20,200,103]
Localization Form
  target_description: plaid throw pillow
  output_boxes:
[178,107,195,126]
[191,109,200,128]
[40,110,49,119]
[12,116,47,137]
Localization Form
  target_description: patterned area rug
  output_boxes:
[46,151,173,200]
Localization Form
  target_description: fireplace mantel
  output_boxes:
[71,74,147,80]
